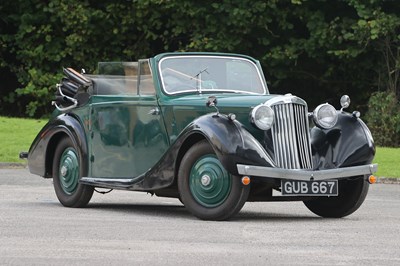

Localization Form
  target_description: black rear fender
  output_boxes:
[28,114,88,178]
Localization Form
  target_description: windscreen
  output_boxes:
[159,56,267,95]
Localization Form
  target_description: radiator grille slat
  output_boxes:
[271,103,313,169]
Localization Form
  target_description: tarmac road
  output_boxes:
[0,168,399,265]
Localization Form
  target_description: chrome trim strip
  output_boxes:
[237,164,378,181]
[265,94,307,106]
[288,103,299,168]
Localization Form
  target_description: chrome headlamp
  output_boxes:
[313,103,338,129]
[251,104,274,130]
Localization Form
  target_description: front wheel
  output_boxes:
[178,140,250,220]
[52,137,94,207]
[303,176,369,218]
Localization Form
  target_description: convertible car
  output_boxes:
[21,52,378,220]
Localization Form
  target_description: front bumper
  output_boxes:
[237,164,378,181]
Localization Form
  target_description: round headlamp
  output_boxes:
[313,103,338,129]
[251,104,274,130]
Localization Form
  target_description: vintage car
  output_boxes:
[21,52,378,220]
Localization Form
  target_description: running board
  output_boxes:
[80,176,145,190]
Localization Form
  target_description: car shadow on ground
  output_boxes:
[234,210,323,222]
[45,201,324,222]
[87,202,190,219]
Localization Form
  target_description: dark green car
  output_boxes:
[23,52,378,220]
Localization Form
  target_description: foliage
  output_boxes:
[0,0,399,146]
[1,1,149,116]
[365,91,400,147]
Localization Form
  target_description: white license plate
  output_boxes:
[281,180,338,196]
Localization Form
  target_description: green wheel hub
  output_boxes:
[58,148,80,195]
[189,154,232,207]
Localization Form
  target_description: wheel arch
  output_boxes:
[28,114,89,178]
[174,132,207,182]
[173,114,274,178]
[45,132,68,178]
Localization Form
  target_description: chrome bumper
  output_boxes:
[237,164,378,181]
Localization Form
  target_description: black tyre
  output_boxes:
[52,137,94,207]
[303,176,369,218]
[178,140,250,220]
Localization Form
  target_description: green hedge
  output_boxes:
[366,92,400,147]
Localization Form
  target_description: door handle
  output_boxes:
[148,107,160,115]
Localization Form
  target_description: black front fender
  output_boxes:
[311,112,375,170]
[28,114,88,178]
[178,114,275,175]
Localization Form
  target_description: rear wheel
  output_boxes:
[303,176,369,218]
[178,140,250,220]
[52,137,94,207]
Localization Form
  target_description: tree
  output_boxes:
[0,0,399,137]
[0,0,160,116]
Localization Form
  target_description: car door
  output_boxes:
[89,60,169,178]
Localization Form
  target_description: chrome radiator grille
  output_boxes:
[271,103,313,169]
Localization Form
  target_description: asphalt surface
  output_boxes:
[1,168,399,265]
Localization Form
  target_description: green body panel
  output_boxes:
[87,95,169,178]
[159,93,276,143]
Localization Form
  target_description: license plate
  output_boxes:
[281,180,338,196]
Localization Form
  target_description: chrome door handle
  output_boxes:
[148,107,160,115]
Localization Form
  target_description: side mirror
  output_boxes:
[340,95,351,111]
[206,96,219,115]
[206,96,218,107]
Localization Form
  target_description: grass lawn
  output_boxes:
[0,116,47,162]
[0,116,398,178]
[373,147,400,178]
